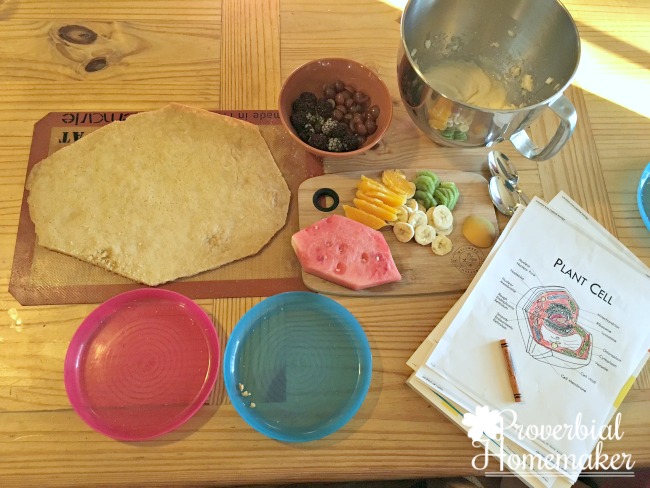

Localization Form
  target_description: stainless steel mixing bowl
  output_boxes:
[398,0,580,160]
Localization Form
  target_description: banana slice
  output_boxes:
[408,210,428,228]
[405,198,419,212]
[432,205,453,231]
[436,224,453,236]
[414,224,436,245]
[426,206,436,226]
[395,205,410,223]
[393,222,415,243]
[431,235,453,255]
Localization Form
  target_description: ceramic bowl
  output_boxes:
[278,58,393,158]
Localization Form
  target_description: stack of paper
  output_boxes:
[407,192,650,488]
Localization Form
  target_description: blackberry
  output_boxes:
[321,118,339,136]
[299,91,318,107]
[329,121,347,139]
[327,137,344,152]
[291,97,313,114]
[305,112,324,131]
[341,133,360,151]
[297,125,315,142]
[308,133,328,151]
[316,97,334,118]
[290,112,310,131]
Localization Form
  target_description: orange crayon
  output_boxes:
[500,339,523,403]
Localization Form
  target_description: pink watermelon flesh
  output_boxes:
[291,214,401,290]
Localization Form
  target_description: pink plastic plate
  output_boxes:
[64,289,220,441]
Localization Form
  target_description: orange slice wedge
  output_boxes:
[428,98,454,130]
[356,175,408,207]
[355,190,400,213]
[353,198,397,222]
[362,189,407,207]
[357,175,394,194]
[342,205,387,230]
[381,170,416,198]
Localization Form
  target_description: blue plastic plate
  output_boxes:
[224,292,372,442]
[638,162,650,232]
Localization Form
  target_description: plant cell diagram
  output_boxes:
[516,287,592,369]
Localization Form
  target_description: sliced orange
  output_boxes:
[387,168,406,179]
[428,99,453,130]
[355,190,400,213]
[357,175,394,194]
[353,198,397,222]
[357,179,406,201]
[382,169,416,198]
[343,204,387,230]
[363,189,407,207]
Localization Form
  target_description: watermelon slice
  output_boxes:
[291,215,401,290]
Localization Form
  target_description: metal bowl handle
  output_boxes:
[510,95,578,161]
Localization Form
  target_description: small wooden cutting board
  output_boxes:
[296,169,498,296]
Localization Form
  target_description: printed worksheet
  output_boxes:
[425,197,650,464]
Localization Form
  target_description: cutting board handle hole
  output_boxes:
[312,188,340,212]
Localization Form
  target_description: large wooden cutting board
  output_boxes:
[297,169,498,296]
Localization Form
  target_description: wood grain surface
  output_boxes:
[0,0,648,486]
[297,170,497,296]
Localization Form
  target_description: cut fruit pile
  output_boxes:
[342,171,415,230]
[343,170,461,257]
[413,170,460,211]
[393,201,455,255]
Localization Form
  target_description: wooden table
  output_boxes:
[0,1,648,486]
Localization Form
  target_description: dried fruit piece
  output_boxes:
[462,215,496,248]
